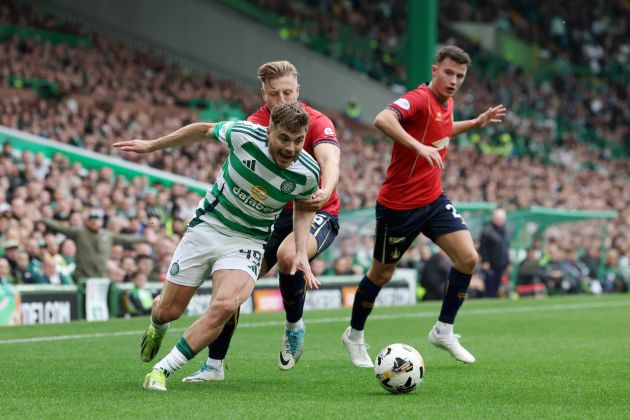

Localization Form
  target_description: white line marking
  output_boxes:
[1,300,628,345]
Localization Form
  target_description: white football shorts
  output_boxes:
[165,222,264,287]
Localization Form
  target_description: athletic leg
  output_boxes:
[145,269,255,390]
[428,229,478,363]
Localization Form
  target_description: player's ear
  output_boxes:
[431,64,438,77]
[296,84,300,96]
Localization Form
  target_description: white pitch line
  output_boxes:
[1,299,628,345]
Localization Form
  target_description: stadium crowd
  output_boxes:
[232,0,628,154]
[440,0,629,79]
[0,1,628,296]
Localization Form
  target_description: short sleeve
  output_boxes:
[214,121,268,150]
[310,114,339,148]
[386,89,426,122]
[212,121,235,148]
[294,152,320,200]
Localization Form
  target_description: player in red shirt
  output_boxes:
[341,46,506,367]
[183,61,340,381]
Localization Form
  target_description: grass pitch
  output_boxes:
[1,294,629,419]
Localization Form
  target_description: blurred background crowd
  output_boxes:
[0,0,628,302]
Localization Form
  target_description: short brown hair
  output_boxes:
[269,102,309,133]
[435,45,471,67]
[257,60,299,84]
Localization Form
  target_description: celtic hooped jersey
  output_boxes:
[193,121,320,243]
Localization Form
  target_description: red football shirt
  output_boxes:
[377,84,454,210]
[248,102,340,216]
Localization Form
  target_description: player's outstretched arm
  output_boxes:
[452,104,506,136]
[292,201,320,289]
[374,109,443,169]
[113,122,217,153]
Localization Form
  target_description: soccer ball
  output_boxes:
[374,343,424,394]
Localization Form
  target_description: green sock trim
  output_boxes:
[176,337,198,360]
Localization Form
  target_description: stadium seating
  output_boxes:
[0,0,627,293]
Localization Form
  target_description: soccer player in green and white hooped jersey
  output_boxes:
[188,119,320,245]
[186,61,341,381]
[113,102,320,391]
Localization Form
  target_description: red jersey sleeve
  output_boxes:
[309,113,339,149]
[386,89,427,122]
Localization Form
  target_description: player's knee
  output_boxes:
[276,249,295,274]
[367,264,396,286]
[456,251,479,273]
[210,296,239,321]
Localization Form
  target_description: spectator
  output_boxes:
[136,254,158,283]
[420,250,451,301]
[125,271,154,316]
[58,238,76,279]
[42,208,153,281]
[37,256,71,285]
[2,239,20,278]
[310,258,329,276]
[479,208,510,297]
[344,97,362,120]
[333,255,356,275]
[13,250,36,284]
[0,257,14,284]
[120,256,138,283]
[516,248,547,298]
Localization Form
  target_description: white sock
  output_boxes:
[207,357,224,370]
[436,321,453,335]
[286,319,304,331]
[151,317,170,332]
[347,327,364,342]
[154,347,188,376]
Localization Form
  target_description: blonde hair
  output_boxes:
[257,60,298,84]
[269,102,309,133]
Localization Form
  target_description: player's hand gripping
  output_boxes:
[290,250,320,289]
[475,104,506,128]
[112,139,156,154]
[298,188,332,211]
[416,143,444,170]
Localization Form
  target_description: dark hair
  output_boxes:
[269,102,309,133]
[435,45,471,67]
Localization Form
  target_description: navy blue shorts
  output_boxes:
[264,209,339,268]
[373,193,468,264]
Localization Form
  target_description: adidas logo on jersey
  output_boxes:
[242,160,256,171]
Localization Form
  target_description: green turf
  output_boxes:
[1,295,629,419]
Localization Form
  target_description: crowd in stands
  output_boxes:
[0,143,181,286]
[441,0,629,79]
[0,1,628,297]
[245,0,408,87]
[228,0,628,156]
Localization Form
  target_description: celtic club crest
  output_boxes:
[281,180,296,193]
